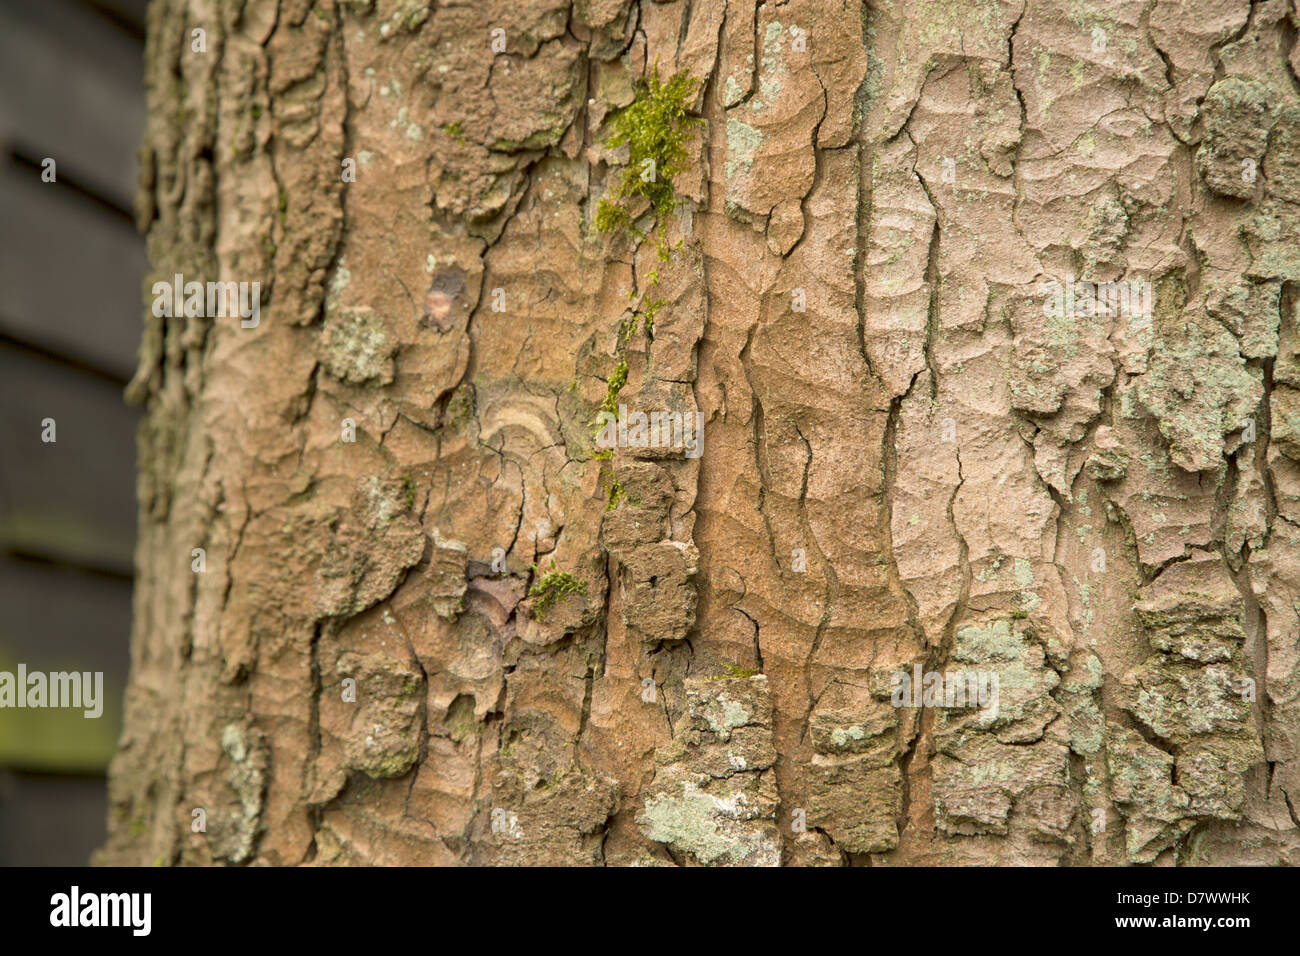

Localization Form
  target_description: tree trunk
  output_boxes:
[100,0,1300,866]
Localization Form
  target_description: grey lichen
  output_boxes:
[320,309,397,386]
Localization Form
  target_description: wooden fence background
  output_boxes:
[0,0,149,865]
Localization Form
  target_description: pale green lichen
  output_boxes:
[322,309,395,386]
[638,784,776,866]
[725,118,763,184]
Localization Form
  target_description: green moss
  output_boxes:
[705,663,759,681]
[528,561,589,620]
[617,310,640,341]
[600,358,628,416]
[596,63,703,257]
[605,475,626,512]
[592,359,630,505]
[642,296,667,335]
[589,65,701,529]
[445,695,480,743]
[445,386,474,429]
[361,749,419,779]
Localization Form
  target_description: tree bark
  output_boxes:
[100,0,1300,866]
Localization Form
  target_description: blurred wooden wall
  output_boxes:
[0,0,149,865]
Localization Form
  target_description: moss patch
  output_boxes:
[528,561,589,620]
[595,63,703,256]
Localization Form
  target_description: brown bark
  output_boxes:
[101,0,1300,866]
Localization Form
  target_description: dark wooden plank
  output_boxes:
[0,164,147,380]
[0,668,122,772]
[0,345,139,573]
[80,0,150,38]
[0,560,126,772]
[0,771,108,865]
[0,0,145,210]
[0,555,130,769]
[0,555,131,687]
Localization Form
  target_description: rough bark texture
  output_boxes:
[100,0,1300,866]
